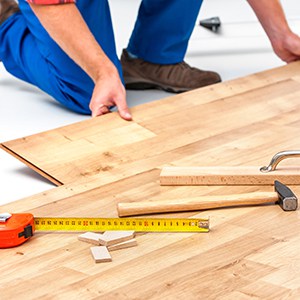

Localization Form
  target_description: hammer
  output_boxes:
[117,180,298,217]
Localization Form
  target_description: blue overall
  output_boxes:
[0,0,203,114]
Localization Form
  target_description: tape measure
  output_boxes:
[0,213,209,248]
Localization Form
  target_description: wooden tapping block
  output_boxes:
[107,238,138,251]
[78,232,103,245]
[160,166,300,186]
[98,231,135,246]
[90,246,112,263]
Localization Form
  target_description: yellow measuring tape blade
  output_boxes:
[34,217,209,232]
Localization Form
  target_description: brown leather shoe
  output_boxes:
[121,49,221,93]
[0,0,20,26]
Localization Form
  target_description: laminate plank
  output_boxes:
[0,267,88,299]
[2,77,300,185]
[63,232,281,299]
[1,62,300,298]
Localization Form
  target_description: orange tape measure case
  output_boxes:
[0,213,35,248]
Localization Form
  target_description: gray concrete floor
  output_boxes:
[1,0,300,204]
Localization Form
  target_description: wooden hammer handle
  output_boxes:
[117,192,279,217]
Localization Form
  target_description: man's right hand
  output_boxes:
[89,66,132,120]
[29,3,132,121]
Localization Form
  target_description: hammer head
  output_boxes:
[274,180,298,211]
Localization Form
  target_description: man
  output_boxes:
[0,0,300,120]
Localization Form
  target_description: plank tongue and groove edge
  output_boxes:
[160,166,300,185]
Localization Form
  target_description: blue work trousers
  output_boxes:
[0,0,203,114]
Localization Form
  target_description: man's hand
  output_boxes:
[271,32,300,63]
[247,0,300,64]
[29,3,132,120]
[89,67,132,120]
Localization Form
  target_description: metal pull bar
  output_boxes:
[260,150,300,173]
[0,213,12,223]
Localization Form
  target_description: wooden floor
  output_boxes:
[1,62,300,299]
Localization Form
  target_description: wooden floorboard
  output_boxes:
[1,62,300,298]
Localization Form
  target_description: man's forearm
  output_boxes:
[29,3,115,83]
[29,3,131,120]
[247,0,291,42]
[246,0,300,63]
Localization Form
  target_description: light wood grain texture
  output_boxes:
[117,191,280,216]
[1,62,300,298]
[160,166,300,185]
